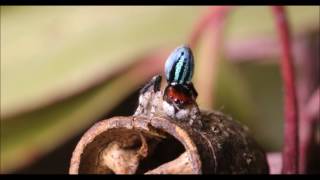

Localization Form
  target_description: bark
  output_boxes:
[69,110,269,174]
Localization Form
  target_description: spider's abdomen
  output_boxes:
[164,45,194,84]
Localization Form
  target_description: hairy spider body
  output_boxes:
[135,45,202,128]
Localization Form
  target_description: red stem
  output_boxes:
[271,6,299,174]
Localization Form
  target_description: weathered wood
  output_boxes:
[69,110,269,174]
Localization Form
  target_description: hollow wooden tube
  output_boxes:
[69,110,269,174]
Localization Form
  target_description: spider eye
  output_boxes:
[164,45,194,84]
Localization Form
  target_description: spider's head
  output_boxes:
[163,84,194,109]
[162,83,199,121]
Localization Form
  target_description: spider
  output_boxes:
[134,45,202,128]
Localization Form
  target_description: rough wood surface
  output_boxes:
[69,110,269,174]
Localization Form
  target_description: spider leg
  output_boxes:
[140,75,162,94]
[135,75,162,116]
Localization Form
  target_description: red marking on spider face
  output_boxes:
[165,86,193,105]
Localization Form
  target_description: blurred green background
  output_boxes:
[1,6,319,173]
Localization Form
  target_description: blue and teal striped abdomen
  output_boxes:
[165,45,194,84]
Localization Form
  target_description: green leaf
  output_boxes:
[225,6,319,41]
[1,52,166,173]
[1,6,202,118]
